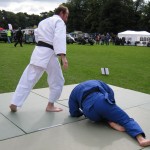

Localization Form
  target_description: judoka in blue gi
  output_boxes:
[69,80,150,147]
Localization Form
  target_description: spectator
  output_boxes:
[105,33,110,45]
[95,34,100,45]
[7,29,12,43]
[14,27,23,47]
[100,34,105,45]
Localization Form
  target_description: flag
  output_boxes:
[8,24,13,30]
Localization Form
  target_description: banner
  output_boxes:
[8,24,13,30]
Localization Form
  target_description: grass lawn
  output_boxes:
[0,43,150,94]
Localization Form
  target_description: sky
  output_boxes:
[0,0,67,15]
[0,0,150,15]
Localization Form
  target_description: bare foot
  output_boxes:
[136,134,150,147]
[10,104,17,112]
[108,122,125,132]
[46,102,63,112]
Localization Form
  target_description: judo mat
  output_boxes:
[0,84,150,150]
[0,92,84,135]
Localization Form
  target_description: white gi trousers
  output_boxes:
[11,53,64,107]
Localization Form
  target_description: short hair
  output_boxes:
[54,5,68,15]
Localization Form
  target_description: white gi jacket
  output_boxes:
[30,15,66,69]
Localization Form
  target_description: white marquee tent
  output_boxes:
[118,30,150,45]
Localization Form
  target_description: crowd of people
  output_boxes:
[1,28,134,46]
[94,33,132,46]
[95,33,111,45]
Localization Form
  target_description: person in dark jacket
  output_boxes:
[14,27,23,47]
[69,80,150,147]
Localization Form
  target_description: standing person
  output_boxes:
[10,5,69,112]
[105,33,110,45]
[100,34,105,45]
[69,80,150,147]
[7,29,12,43]
[95,34,100,45]
[14,27,23,47]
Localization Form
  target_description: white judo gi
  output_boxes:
[11,15,66,107]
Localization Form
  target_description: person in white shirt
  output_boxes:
[10,5,69,112]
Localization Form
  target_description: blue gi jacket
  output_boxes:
[69,80,115,117]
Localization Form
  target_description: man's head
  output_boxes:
[55,5,69,23]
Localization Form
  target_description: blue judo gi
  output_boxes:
[69,80,145,138]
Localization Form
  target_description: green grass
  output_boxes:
[0,43,150,94]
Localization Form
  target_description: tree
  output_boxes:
[99,0,136,33]
[0,0,150,33]
[65,0,137,33]
[134,0,145,12]
[65,0,88,32]
[139,1,150,31]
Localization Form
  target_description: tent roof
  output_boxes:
[118,30,150,35]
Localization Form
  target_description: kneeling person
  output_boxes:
[68,80,150,147]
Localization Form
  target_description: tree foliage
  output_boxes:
[0,0,150,33]
[65,0,150,33]
[0,10,53,29]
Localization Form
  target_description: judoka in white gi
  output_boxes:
[69,80,150,147]
[10,5,69,112]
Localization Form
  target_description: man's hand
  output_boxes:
[59,54,68,70]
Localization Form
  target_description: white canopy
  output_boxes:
[118,30,150,43]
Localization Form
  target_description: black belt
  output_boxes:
[37,41,53,50]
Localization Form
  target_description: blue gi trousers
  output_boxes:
[82,92,145,138]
